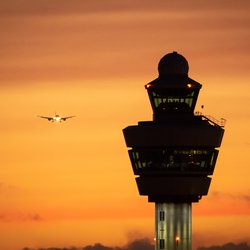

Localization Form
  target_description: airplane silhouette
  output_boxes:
[38,113,75,122]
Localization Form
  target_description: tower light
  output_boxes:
[176,236,180,245]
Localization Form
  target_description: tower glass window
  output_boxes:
[159,239,165,249]
[159,211,165,221]
[129,148,218,175]
[151,89,195,113]
[146,83,200,117]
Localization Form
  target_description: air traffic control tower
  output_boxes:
[123,52,225,250]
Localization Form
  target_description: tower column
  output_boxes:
[156,203,191,250]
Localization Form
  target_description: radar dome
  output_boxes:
[158,51,189,76]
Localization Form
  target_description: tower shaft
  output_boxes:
[155,203,191,250]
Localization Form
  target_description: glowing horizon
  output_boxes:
[0,1,249,250]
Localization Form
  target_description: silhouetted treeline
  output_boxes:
[82,238,154,250]
[22,248,78,250]
[22,239,250,250]
[197,242,250,250]
[21,238,154,250]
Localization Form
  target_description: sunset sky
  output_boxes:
[0,1,249,250]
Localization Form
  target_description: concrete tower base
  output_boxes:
[155,203,192,250]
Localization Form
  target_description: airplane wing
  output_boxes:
[61,116,76,121]
[37,115,53,121]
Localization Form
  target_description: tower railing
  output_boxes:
[195,112,226,127]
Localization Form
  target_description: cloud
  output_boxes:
[0,182,23,199]
[26,213,43,221]
[197,242,250,250]
[0,0,249,86]
[211,191,250,203]
[0,212,43,222]
[1,0,250,17]
[0,182,17,192]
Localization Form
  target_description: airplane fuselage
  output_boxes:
[52,115,63,122]
[38,114,75,122]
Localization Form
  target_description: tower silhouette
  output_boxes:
[123,52,225,250]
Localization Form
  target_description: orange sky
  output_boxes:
[0,1,250,250]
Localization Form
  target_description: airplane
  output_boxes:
[38,113,75,122]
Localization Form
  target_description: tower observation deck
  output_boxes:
[123,52,225,250]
